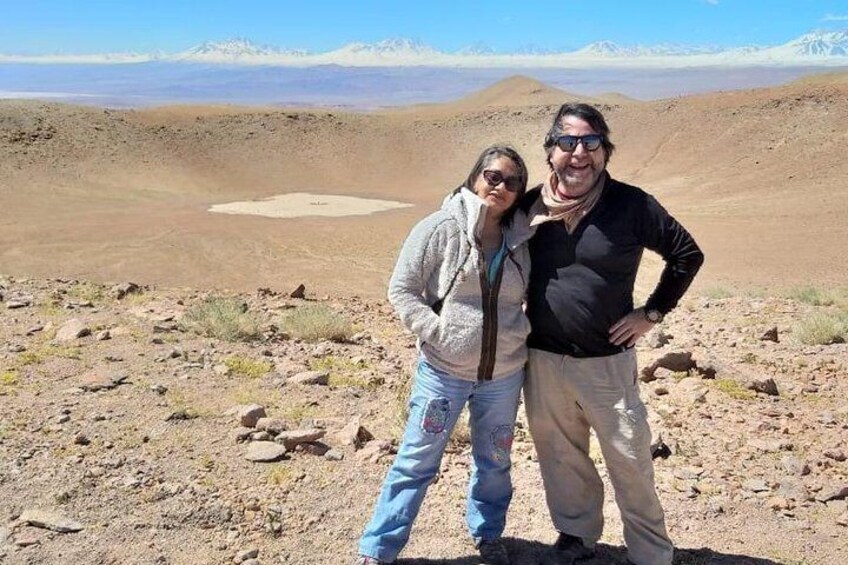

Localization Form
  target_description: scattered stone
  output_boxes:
[274,429,326,450]
[653,386,669,396]
[55,318,91,342]
[290,370,329,386]
[824,449,847,462]
[653,350,696,373]
[333,417,374,449]
[19,509,84,533]
[777,477,809,501]
[837,512,848,527]
[238,405,267,428]
[94,330,111,341]
[233,427,254,443]
[26,324,45,336]
[112,282,140,300]
[693,358,720,379]
[255,418,289,434]
[234,548,260,563]
[759,326,779,342]
[357,439,393,463]
[673,377,709,404]
[244,442,287,463]
[747,378,779,396]
[781,456,811,476]
[74,433,90,446]
[8,343,26,353]
[748,439,792,453]
[166,410,197,422]
[213,364,232,376]
[0,525,8,545]
[289,284,306,299]
[324,449,344,461]
[250,431,272,442]
[743,479,770,493]
[815,485,848,503]
[767,496,792,511]
[6,297,32,309]
[79,370,128,392]
[150,384,168,395]
[818,412,838,426]
[645,328,672,349]
[650,436,672,459]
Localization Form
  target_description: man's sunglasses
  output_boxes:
[482,169,523,193]
[555,134,604,152]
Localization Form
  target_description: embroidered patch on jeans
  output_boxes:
[421,398,450,434]
[491,425,514,462]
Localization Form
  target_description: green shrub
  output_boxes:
[223,356,273,379]
[182,297,261,342]
[712,378,755,400]
[793,312,848,345]
[278,304,352,343]
[787,286,835,306]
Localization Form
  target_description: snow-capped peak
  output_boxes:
[780,29,848,56]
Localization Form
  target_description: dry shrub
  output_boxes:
[278,304,352,343]
[182,297,261,342]
[793,312,848,345]
[787,286,835,306]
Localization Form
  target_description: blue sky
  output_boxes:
[2,0,847,54]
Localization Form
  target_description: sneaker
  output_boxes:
[353,556,392,565]
[476,538,510,565]
[541,532,595,564]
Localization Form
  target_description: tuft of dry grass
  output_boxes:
[787,286,835,306]
[278,304,352,343]
[793,312,848,345]
[223,356,273,379]
[182,296,261,342]
[712,378,755,400]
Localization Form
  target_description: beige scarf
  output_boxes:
[529,171,607,233]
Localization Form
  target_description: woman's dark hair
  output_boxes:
[543,103,616,167]
[456,144,528,226]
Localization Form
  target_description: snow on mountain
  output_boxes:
[173,38,307,62]
[2,31,847,67]
[774,30,848,56]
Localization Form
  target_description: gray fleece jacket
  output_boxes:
[388,188,534,381]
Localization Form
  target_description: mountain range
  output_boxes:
[2,30,847,67]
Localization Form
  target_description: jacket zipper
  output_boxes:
[476,244,505,381]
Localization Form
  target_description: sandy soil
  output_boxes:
[209,193,413,219]
[1,72,847,297]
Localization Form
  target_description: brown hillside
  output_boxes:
[1,74,846,297]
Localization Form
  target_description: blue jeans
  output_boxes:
[358,357,524,562]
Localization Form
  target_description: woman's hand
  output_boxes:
[609,308,654,347]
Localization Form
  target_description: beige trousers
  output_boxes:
[525,348,673,565]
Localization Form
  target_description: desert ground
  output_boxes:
[1,72,847,564]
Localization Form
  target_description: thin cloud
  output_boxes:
[704,0,719,5]
[822,13,848,22]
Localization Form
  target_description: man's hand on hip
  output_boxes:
[609,308,655,347]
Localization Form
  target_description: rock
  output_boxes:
[73,433,90,446]
[693,358,720,379]
[274,429,326,450]
[653,350,696,373]
[748,439,792,453]
[746,378,779,396]
[255,418,288,434]
[244,442,287,463]
[19,509,84,533]
[650,436,672,459]
[233,427,253,443]
[356,439,394,463]
[55,319,91,342]
[645,328,672,349]
[290,370,329,386]
[824,449,847,462]
[672,377,708,404]
[818,412,837,426]
[213,364,232,376]
[234,548,259,563]
[777,477,809,501]
[815,485,848,503]
[94,330,111,341]
[324,449,344,461]
[112,282,139,300]
[250,431,272,441]
[837,512,848,527]
[0,525,9,545]
[238,405,267,428]
[653,386,669,396]
[743,479,770,493]
[781,456,811,476]
[759,327,779,342]
[332,417,374,449]
[6,297,32,309]
[79,370,128,392]
[150,384,168,395]
[166,410,197,422]
[289,284,306,299]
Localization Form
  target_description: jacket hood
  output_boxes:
[441,187,534,250]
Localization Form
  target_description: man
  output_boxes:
[520,103,704,565]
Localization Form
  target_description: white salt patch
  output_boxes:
[209,192,413,219]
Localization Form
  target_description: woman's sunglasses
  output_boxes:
[555,134,604,152]
[482,169,522,193]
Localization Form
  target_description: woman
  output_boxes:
[355,145,533,565]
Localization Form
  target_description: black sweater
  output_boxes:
[521,174,704,358]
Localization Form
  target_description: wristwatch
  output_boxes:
[644,308,664,324]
